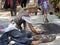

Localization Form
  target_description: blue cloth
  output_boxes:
[38,0,41,3]
[12,37,32,45]
[21,0,27,3]
[0,29,32,45]
[10,30,32,45]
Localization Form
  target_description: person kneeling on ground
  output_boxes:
[13,8,41,34]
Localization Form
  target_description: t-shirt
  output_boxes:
[22,16,32,23]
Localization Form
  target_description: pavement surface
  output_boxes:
[31,15,60,45]
[0,9,60,45]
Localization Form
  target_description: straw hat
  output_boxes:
[25,3,38,9]
[24,3,38,13]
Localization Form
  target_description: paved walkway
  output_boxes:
[26,15,60,45]
[31,15,60,24]
[30,15,60,45]
[0,9,10,17]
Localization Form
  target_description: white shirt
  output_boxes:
[1,21,18,32]
[22,16,32,23]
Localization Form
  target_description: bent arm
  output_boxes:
[28,23,38,34]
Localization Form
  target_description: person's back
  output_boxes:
[10,0,17,16]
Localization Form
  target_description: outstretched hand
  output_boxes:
[33,26,45,34]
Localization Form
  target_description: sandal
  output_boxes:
[32,34,56,43]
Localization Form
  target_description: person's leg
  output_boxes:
[17,19,26,30]
[10,8,14,16]
[21,2,24,8]
[10,30,24,38]
[45,9,49,23]
[13,4,17,16]
[20,30,32,38]
[32,34,56,43]
[10,0,14,16]
[26,31,32,38]
[24,2,27,8]
[14,8,16,16]
[35,12,37,15]
[23,20,26,30]
[43,8,48,23]
[13,0,17,16]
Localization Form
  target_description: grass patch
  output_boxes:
[57,13,60,18]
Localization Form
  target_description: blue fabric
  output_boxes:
[38,0,41,3]
[2,24,8,28]
[0,24,8,30]
[10,30,32,45]
[11,30,25,38]
[21,0,27,2]
[12,37,32,45]
[21,30,32,38]
[0,41,8,45]
[0,29,32,45]
[14,42,25,45]
[0,31,10,45]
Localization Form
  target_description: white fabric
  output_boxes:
[2,22,18,32]
[22,16,32,23]
[43,1,48,9]
[30,0,34,3]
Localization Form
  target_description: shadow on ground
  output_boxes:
[41,23,60,34]
[0,23,60,35]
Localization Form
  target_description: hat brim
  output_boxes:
[24,7,37,10]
